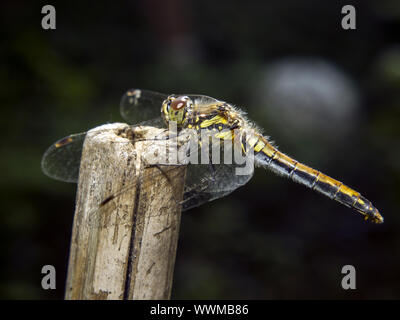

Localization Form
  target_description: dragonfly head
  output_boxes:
[162,95,191,129]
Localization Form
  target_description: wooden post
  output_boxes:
[65,123,186,300]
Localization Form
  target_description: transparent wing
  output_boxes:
[41,132,87,183]
[185,94,221,104]
[185,94,225,114]
[120,88,168,126]
[42,88,168,183]
[179,132,254,211]
[182,162,253,211]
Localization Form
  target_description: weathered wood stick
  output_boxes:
[65,123,186,300]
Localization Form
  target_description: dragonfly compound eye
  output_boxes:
[171,96,190,111]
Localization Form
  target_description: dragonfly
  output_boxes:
[41,88,383,224]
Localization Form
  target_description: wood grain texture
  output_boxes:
[65,123,186,300]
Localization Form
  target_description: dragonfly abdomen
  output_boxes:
[249,134,383,223]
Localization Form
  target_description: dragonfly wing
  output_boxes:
[182,163,254,211]
[120,88,168,126]
[41,132,87,183]
[138,117,166,127]
[181,138,254,211]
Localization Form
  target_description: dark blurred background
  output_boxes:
[1,0,399,299]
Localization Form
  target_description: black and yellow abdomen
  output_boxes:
[247,134,383,223]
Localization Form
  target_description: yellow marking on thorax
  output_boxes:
[200,115,228,128]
